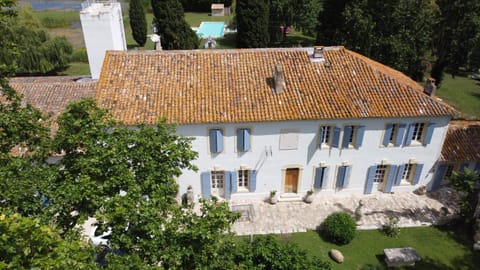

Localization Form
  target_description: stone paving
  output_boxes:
[230,188,460,235]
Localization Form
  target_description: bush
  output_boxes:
[70,48,88,63]
[323,212,356,244]
[382,215,400,237]
[41,17,70,28]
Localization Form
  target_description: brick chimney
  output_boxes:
[423,77,437,97]
[274,64,285,93]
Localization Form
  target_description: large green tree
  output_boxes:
[0,5,72,75]
[316,0,434,81]
[431,0,480,85]
[129,0,147,47]
[448,169,480,224]
[151,0,199,50]
[236,0,269,48]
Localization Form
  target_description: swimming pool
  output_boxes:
[197,22,225,38]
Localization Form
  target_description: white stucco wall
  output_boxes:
[175,116,451,201]
[80,2,126,79]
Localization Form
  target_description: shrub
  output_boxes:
[382,215,400,237]
[41,17,70,28]
[70,48,88,63]
[323,212,356,244]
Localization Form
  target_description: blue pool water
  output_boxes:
[197,22,225,38]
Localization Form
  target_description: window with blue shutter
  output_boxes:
[250,170,257,192]
[314,166,328,189]
[355,126,365,148]
[383,165,397,193]
[394,164,405,185]
[209,129,223,153]
[412,164,424,185]
[201,172,211,199]
[383,124,394,146]
[224,171,232,200]
[332,127,341,148]
[365,166,376,194]
[231,171,238,193]
[395,124,406,146]
[432,164,447,191]
[342,126,353,148]
[237,128,251,152]
[405,124,415,146]
[336,166,350,188]
[423,123,435,145]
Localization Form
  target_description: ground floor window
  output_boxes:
[238,169,250,190]
[211,171,224,189]
[374,165,387,183]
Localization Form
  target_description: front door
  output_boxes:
[284,168,299,193]
[211,171,225,198]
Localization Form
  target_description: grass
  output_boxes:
[436,74,480,119]
[267,225,479,270]
[184,12,233,28]
[61,62,90,76]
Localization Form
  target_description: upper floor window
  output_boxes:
[319,126,332,145]
[405,122,435,146]
[382,123,406,147]
[209,128,224,153]
[342,125,365,149]
[236,128,251,152]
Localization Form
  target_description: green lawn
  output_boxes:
[61,62,90,76]
[436,74,480,119]
[269,226,479,270]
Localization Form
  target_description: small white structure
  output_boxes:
[211,3,224,16]
[80,0,126,80]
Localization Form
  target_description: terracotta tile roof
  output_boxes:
[9,76,91,84]
[10,79,97,118]
[95,47,455,125]
[440,120,480,162]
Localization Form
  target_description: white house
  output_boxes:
[94,46,456,202]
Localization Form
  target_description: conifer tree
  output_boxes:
[236,0,269,48]
[151,0,199,50]
[129,0,147,47]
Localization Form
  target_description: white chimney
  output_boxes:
[80,0,126,79]
[423,77,437,97]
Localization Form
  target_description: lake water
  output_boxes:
[19,0,84,11]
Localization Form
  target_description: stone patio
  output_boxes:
[230,188,460,235]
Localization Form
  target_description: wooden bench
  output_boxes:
[384,247,420,267]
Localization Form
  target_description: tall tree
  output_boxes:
[431,0,480,85]
[151,0,199,50]
[129,0,148,47]
[316,0,434,81]
[236,0,269,48]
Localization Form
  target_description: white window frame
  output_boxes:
[237,168,250,192]
[319,125,333,147]
[400,163,415,185]
[374,165,387,183]
[411,122,426,144]
[211,170,225,189]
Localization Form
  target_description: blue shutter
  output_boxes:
[475,162,480,174]
[209,129,217,153]
[237,129,244,152]
[365,166,376,194]
[250,170,257,192]
[314,167,323,189]
[332,127,341,148]
[216,129,223,152]
[395,124,406,146]
[342,126,353,148]
[460,163,469,172]
[355,126,365,148]
[231,171,238,193]
[384,165,397,193]
[405,124,414,146]
[225,171,232,200]
[395,164,405,186]
[343,166,351,187]
[336,166,346,188]
[423,123,435,145]
[412,164,424,185]
[243,129,250,151]
[322,167,329,189]
[432,164,447,190]
[201,172,211,200]
[383,124,393,146]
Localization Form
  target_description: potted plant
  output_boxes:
[304,190,314,203]
[269,190,278,204]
